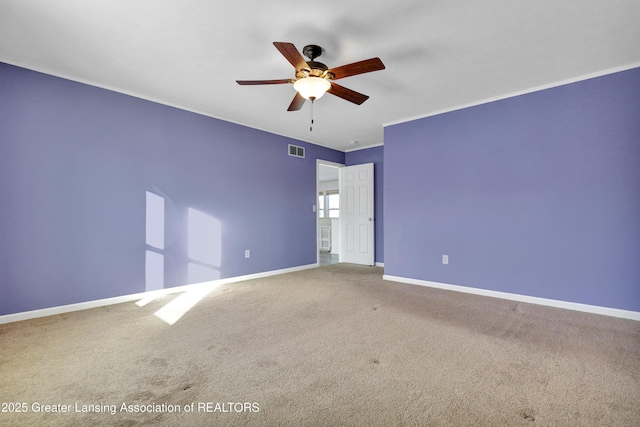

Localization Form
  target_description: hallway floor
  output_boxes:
[319,252,339,266]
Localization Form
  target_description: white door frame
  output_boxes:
[316,159,344,265]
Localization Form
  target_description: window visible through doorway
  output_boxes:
[318,190,339,218]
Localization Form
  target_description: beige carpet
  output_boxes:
[1,264,639,426]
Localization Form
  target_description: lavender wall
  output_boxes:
[345,146,384,264]
[0,63,344,316]
[384,67,640,312]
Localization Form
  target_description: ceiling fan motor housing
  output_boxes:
[297,61,332,79]
[297,45,334,79]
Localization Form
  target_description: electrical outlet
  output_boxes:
[245,250,250,258]
[442,254,449,265]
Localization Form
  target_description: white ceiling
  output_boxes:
[1,0,639,152]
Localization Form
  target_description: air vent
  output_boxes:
[288,144,305,158]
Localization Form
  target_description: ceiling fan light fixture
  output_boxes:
[293,77,331,100]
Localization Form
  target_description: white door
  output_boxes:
[340,163,374,266]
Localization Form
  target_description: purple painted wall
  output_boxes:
[345,146,384,264]
[384,67,640,312]
[0,63,344,316]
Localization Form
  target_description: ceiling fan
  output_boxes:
[236,42,385,112]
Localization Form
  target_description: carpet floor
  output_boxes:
[1,264,639,426]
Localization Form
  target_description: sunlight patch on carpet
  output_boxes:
[135,289,170,307]
[154,283,219,325]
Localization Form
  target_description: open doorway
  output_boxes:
[317,160,343,266]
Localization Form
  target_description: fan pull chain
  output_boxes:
[310,98,314,132]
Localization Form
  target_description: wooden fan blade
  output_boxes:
[287,93,306,111]
[273,42,308,71]
[327,58,385,80]
[327,82,369,105]
[236,79,292,85]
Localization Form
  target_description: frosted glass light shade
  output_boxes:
[293,77,331,100]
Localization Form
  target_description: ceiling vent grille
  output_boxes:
[288,144,305,158]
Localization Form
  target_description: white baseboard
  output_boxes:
[375,262,384,267]
[383,275,640,321]
[0,263,318,325]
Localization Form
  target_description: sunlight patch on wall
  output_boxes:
[145,191,165,292]
[188,208,221,268]
[146,192,165,249]
[145,250,164,292]
[188,262,221,283]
